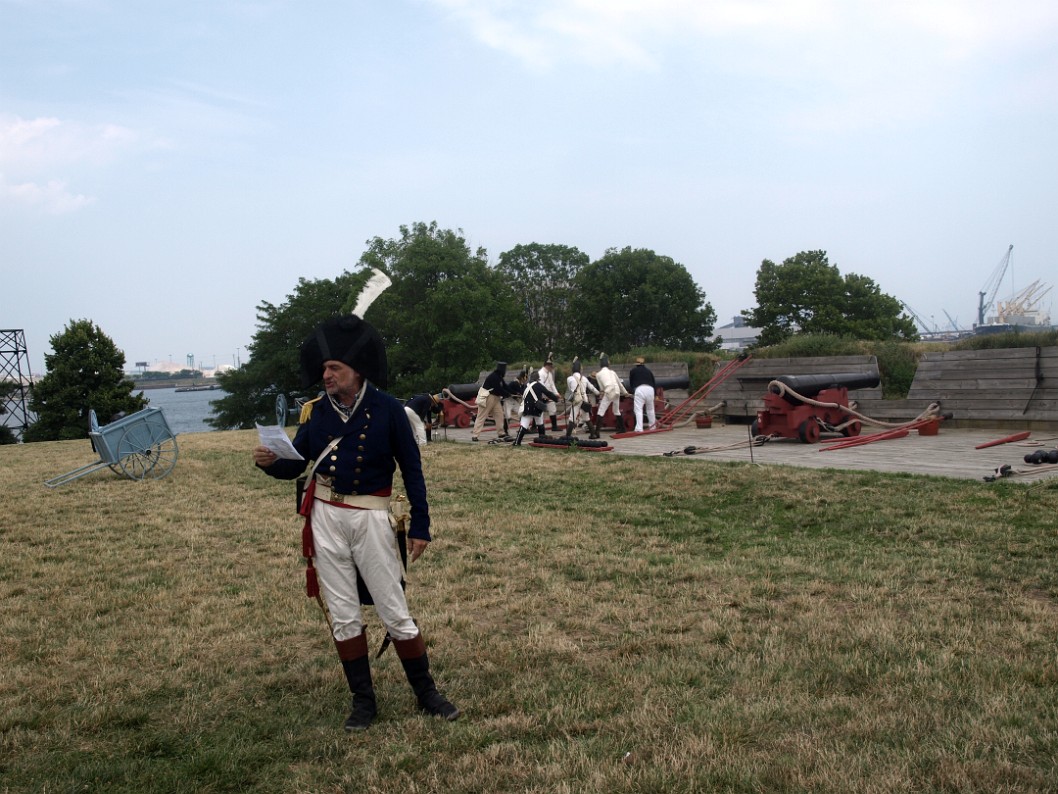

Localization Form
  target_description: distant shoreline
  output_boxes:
[133,379,220,391]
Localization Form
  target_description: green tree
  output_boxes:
[364,222,531,394]
[745,250,918,346]
[496,243,589,357]
[210,271,368,429]
[0,381,19,444]
[569,247,717,354]
[23,319,147,442]
[211,222,533,427]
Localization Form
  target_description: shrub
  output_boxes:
[867,341,918,398]
[955,329,1058,350]
[750,333,865,359]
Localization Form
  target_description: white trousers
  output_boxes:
[404,406,427,446]
[520,413,545,430]
[568,400,590,428]
[634,385,656,432]
[311,501,418,642]
[503,398,521,420]
[597,393,620,423]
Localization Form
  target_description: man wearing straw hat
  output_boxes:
[629,356,657,432]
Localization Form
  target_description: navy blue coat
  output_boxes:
[262,385,431,541]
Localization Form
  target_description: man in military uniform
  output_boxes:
[471,361,513,442]
[564,356,599,438]
[404,392,443,445]
[502,367,529,432]
[537,355,560,433]
[629,356,657,432]
[514,370,560,445]
[594,353,630,434]
[252,315,459,731]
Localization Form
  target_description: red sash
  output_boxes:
[299,478,319,597]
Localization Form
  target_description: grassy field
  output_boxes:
[2,430,1057,793]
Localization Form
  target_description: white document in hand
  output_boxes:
[256,423,304,460]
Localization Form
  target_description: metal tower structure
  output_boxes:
[0,329,35,441]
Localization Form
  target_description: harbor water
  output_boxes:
[141,387,226,435]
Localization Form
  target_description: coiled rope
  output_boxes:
[765,379,942,433]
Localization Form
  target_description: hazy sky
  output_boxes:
[3,0,1056,376]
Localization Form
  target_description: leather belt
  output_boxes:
[317,488,392,510]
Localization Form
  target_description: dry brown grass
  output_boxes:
[2,430,1058,793]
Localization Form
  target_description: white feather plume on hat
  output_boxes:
[352,268,392,318]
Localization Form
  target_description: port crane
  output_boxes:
[899,301,936,335]
[996,280,1052,323]
[976,244,1013,327]
[942,310,961,333]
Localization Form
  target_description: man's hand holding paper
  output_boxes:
[255,423,304,461]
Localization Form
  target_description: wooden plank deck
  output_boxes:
[438,421,1058,483]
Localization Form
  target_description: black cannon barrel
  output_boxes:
[445,382,483,401]
[658,375,690,390]
[620,375,690,391]
[770,372,880,402]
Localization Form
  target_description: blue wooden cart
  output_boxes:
[45,407,179,487]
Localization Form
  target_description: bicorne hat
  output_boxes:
[299,315,388,390]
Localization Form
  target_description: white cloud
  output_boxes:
[426,0,1058,69]
[0,114,138,171]
[423,0,1058,132]
[0,114,138,212]
[0,173,96,214]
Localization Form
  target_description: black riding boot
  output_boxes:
[564,415,574,438]
[337,632,377,731]
[394,635,460,721]
[513,427,527,446]
[537,423,546,439]
[591,416,602,439]
[550,415,559,433]
[614,413,626,433]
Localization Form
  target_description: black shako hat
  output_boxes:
[299,315,388,390]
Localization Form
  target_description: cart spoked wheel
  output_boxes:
[117,424,179,480]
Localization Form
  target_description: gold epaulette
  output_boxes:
[299,395,323,424]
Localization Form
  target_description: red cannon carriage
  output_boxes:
[752,372,880,443]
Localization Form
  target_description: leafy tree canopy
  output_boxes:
[365,222,532,393]
[569,247,717,354]
[744,250,918,346]
[496,243,589,357]
[211,222,536,428]
[23,319,147,442]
